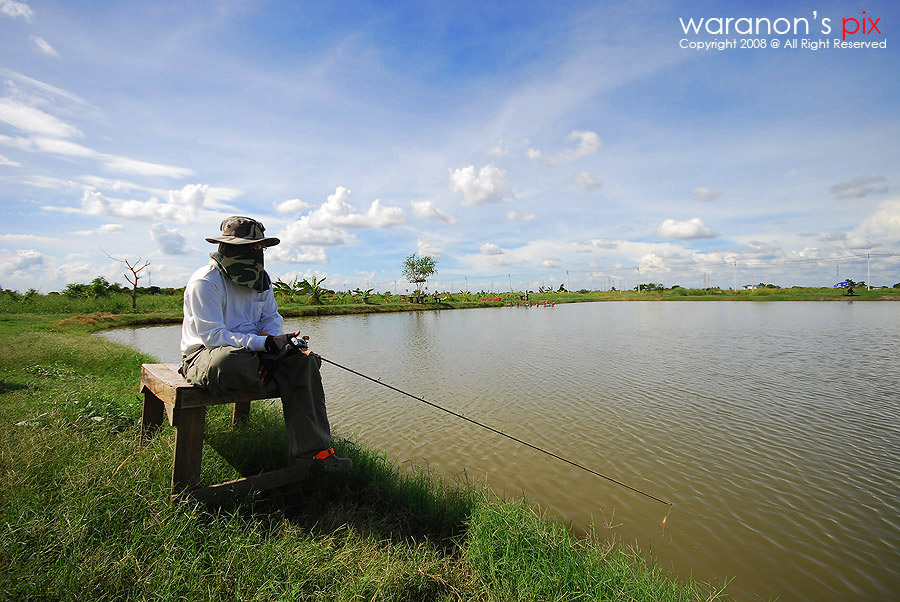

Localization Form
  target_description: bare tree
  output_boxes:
[105,250,150,310]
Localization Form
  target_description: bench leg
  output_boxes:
[140,389,165,440]
[172,406,207,493]
[232,400,251,426]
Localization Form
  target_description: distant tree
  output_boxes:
[401,253,437,302]
[90,276,112,299]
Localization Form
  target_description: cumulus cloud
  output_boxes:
[150,223,188,255]
[854,198,900,242]
[691,186,721,201]
[527,130,601,166]
[573,171,603,191]
[449,164,512,206]
[266,245,329,264]
[507,211,536,222]
[44,183,209,222]
[275,198,310,214]
[480,243,504,255]
[417,239,442,258]
[540,257,562,268]
[0,0,35,21]
[0,248,44,277]
[412,200,457,224]
[30,36,58,57]
[279,219,349,247]
[657,217,718,240]
[831,175,889,199]
[306,186,406,229]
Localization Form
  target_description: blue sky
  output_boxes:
[1,0,898,293]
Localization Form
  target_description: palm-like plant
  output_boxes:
[299,275,328,305]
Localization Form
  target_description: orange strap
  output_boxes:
[311,448,335,461]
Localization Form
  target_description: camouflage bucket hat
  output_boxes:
[205,216,280,247]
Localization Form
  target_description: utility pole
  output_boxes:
[867,254,871,290]
[636,267,641,292]
[733,261,737,293]
[566,270,570,292]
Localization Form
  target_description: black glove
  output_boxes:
[258,352,279,382]
[264,333,308,358]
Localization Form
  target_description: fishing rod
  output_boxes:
[316,353,673,516]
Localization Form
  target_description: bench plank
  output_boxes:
[140,363,272,409]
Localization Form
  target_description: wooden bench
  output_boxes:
[139,363,309,502]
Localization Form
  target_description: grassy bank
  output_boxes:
[0,314,731,600]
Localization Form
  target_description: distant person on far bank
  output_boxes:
[179,216,351,472]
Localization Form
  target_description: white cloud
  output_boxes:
[0,0,35,21]
[267,245,330,264]
[30,36,58,57]
[540,257,561,268]
[150,223,188,255]
[102,155,194,178]
[528,130,601,166]
[0,98,81,137]
[573,171,603,191]
[0,233,60,244]
[657,217,718,240]
[449,164,512,206]
[73,223,125,236]
[831,175,889,199]
[416,238,442,258]
[275,198,310,214]
[691,186,721,201]
[0,249,44,277]
[853,198,900,243]
[31,136,94,156]
[306,186,406,229]
[43,183,209,222]
[480,243,504,255]
[0,153,20,166]
[507,211,536,222]
[487,139,509,156]
[278,218,350,247]
[411,200,457,224]
[575,239,618,252]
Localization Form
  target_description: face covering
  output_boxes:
[210,243,271,292]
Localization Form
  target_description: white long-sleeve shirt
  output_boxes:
[180,262,284,356]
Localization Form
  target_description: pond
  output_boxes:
[100,301,900,602]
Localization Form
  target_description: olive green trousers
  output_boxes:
[182,346,332,457]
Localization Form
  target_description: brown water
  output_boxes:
[101,301,900,601]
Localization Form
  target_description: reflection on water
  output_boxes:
[99,302,900,602]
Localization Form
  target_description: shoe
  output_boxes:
[297,448,352,473]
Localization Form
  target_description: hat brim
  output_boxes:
[205,236,280,246]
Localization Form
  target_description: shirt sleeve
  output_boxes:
[258,287,285,336]
[183,277,269,352]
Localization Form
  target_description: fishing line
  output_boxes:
[316,354,673,512]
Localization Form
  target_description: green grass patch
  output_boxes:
[1,315,731,600]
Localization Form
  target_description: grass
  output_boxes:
[0,312,735,601]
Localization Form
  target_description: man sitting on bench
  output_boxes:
[180,215,351,472]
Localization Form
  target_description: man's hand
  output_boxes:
[265,331,309,358]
